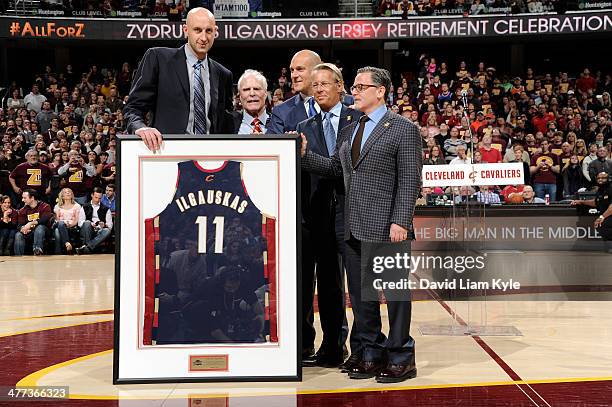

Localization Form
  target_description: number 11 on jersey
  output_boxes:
[195,216,225,254]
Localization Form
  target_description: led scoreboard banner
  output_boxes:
[1,11,611,41]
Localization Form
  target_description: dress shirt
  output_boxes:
[78,202,113,229]
[185,44,211,135]
[239,111,270,134]
[473,191,501,204]
[303,95,320,117]
[351,104,387,152]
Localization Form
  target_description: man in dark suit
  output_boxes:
[226,69,269,134]
[124,8,233,151]
[266,49,321,135]
[295,63,361,368]
[266,49,328,364]
[301,67,422,383]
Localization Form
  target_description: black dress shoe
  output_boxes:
[348,359,386,379]
[301,347,317,367]
[315,352,344,368]
[376,362,417,383]
[339,352,362,373]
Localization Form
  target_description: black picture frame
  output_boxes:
[113,134,302,384]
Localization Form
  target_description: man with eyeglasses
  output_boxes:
[300,67,422,383]
[295,63,362,369]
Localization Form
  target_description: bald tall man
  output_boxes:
[124,7,233,151]
[266,50,322,134]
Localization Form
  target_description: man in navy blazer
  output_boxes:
[266,50,321,135]
[296,63,362,368]
[267,49,338,365]
[124,8,233,151]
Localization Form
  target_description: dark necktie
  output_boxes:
[251,118,262,134]
[351,115,369,166]
[193,59,207,135]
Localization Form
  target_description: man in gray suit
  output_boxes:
[300,67,422,383]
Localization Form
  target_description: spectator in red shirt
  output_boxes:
[501,184,525,203]
[14,189,54,256]
[531,104,552,134]
[57,150,97,204]
[490,127,508,155]
[471,111,487,134]
[479,135,502,163]
[575,68,598,96]
[9,149,53,201]
[530,139,561,201]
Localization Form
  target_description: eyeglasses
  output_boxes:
[350,84,379,93]
[312,81,338,90]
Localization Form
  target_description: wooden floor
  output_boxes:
[1,253,612,406]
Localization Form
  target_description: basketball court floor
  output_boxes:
[1,253,611,406]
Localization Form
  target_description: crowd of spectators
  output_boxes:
[262,56,611,206]
[379,55,611,206]
[28,0,186,18]
[1,55,611,255]
[4,0,610,17]
[1,63,122,255]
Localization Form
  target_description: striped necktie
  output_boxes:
[251,118,262,134]
[193,59,207,135]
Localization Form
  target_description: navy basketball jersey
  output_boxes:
[143,160,277,345]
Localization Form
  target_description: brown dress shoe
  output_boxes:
[339,352,362,373]
[348,360,386,379]
[375,362,417,383]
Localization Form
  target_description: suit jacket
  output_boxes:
[266,94,308,134]
[124,45,233,135]
[302,109,422,242]
[296,106,361,228]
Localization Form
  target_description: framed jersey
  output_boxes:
[114,135,301,384]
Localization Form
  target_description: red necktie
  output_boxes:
[251,118,262,134]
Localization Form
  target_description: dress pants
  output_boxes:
[344,235,415,364]
[302,222,345,356]
[334,195,356,353]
